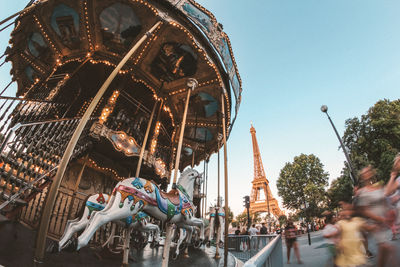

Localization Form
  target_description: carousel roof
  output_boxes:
[6,0,242,169]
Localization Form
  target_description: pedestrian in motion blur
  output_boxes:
[357,157,400,267]
[386,154,400,240]
[322,212,338,267]
[334,203,375,267]
[284,220,302,264]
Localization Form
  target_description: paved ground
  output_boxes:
[0,221,239,267]
[282,230,400,267]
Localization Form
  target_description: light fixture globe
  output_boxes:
[320,105,328,113]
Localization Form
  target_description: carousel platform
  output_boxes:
[0,221,241,267]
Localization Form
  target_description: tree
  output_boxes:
[278,215,287,227]
[327,167,353,210]
[343,99,400,183]
[225,206,234,225]
[235,211,248,227]
[251,212,262,224]
[277,154,329,219]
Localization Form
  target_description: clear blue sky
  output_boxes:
[1,1,399,216]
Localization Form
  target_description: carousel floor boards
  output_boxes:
[0,222,240,267]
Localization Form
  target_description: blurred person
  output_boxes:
[285,221,303,264]
[259,222,268,247]
[335,203,374,267]
[385,154,400,239]
[248,224,259,249]
[352,185,374,258]
[260,222,268,234]
[234,227,241,235]
[358,164,398,267]
[387,194,398,240]
[323,213,339,267]
[248,224,258,235]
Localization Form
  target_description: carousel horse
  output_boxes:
[63,168,204,252]
[58,193,160,251]
[169,224,205,260]
[206,205,225,248]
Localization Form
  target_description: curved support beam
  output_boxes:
[33,20,162,266]
[221,94,229,267]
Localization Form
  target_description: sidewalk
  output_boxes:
[282,230,400,267]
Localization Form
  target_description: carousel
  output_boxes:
[0,0,242,266]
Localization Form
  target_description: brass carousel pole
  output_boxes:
[221,94,229,267]
[34,21,162,265]
[120,99,158,266]
[162,78,197,267]
[201,155,206,218]
[214,139,221,259]
[135,100,159,177]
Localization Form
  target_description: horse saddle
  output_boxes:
[160,189,180,205]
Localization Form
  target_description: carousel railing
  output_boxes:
[241,235,283,267]
[0,96,68,133]
[228,234,282,265]
[0,116,94,217]
[42,187,114,244]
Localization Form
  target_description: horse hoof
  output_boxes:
[218,241,224,248]
[46,241,59,253]
[206,241,211,248]
[194,240,202,249]
[63,238,78,252]
[172,252,179,260]
[178,243,187,251]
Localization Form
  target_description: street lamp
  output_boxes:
[243,196,251,230]
[302,201,311,246]
[320,105,357,185]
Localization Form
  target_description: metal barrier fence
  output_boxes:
[243,235,283,267]
[227,235,276,263]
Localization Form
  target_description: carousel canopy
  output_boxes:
[6,0,242,176]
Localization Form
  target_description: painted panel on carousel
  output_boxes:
[186,127,212,142]
[151,42,198,82]
[50,4,80,49]
[182,2,213,33]
[24,66,36,83]
[99,3,142,48]
[190,92,217,118]
[232,73,240,103]
[27,32,48,58]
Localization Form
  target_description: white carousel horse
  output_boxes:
[206,205,225,248]
[58,193,160,251]
[63,168,204,253]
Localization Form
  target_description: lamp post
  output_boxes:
[320,105,357,185]
[302,201,311,246]
[243,196,251,230]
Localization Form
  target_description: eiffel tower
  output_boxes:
[249,124,282,217]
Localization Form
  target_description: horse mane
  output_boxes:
[181,168,194,177]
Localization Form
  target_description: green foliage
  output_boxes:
[226,206,234,224]
[251,212,262,224]
[235,211,249,226]
[277,154,329,219]
[278,215,287,226]
[327,167,353,210]
[343,99,400,183]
